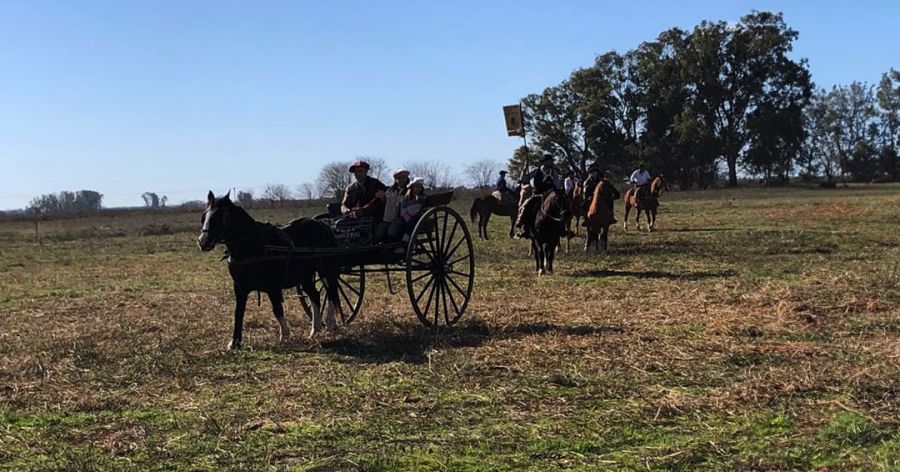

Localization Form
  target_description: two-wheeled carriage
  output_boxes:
[286,192,475,328]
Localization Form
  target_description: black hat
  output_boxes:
[540,154,554,163]
[499,170,508,175]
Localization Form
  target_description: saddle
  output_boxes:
[492,190,516,208]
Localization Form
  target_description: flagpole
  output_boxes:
[520,100,530,182]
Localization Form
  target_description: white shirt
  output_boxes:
[630,169,651,186]
[564,177,576,194]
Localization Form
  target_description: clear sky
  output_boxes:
[1,0,898,210]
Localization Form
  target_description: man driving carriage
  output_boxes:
[341,160,389,219]
[514,154,565,239]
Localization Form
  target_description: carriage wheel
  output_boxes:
[299,266,365,324]
[406,206,475,328]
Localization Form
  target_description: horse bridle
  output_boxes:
[539,192,568,222]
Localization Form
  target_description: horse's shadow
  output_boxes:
[299,318,625,365]
[573,268,736,280]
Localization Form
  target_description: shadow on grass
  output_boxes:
[572,268,736,280]
[315,319,624,364]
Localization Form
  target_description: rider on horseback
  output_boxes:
[582,166,618,225]
[514,154,566,240]
[629,162,652,199]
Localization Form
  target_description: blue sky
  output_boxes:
[1,0,898,209]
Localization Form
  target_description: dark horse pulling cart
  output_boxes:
[288,191,476,328]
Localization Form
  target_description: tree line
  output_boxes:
[512,11,898,188]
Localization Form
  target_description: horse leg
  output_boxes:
[645,209,653,232]
[321,270,340,330]
[299,276,321,337]
[649,209,656,232]
[508,215,516,239]
[230,286,249,350]
[546,241,555,274]
[481,213,490,240]
[635,208,642,231]
[601,225,609,251]
[533,240,543,275]
[267,289,290,342]
[623,203,631,231]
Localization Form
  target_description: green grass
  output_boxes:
[1,185,899,470]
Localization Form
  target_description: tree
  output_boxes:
[464,160,499,189]
[317,161,352,199]
[160,195,168,208]
[678,12,811,187]
[262,184,292,206]
[142,192,160,208]
[876,69,900,178]
[74,190,103,211]
[298,182,318,200]
[507,145,539,181]
[236,191,253,208]
[26,193,60,215]
[405,160,457,189]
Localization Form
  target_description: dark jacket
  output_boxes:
[530,167,560,194]
[599,179,620,201]
[342,176,388,219]
[495,176,508,192]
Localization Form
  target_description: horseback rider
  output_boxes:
[563,171,578,199]
[629,162,652,198]
[582,165,602,214]
[596,170,620,223]
[514,154,564,239]
[495,170,509,192]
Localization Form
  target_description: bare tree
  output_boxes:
[262,183,292,206]
[297,182,318,200]
[464,159,499,189]
[405,160,457,189]
[236,190,253,208]
[359,156,389,183]
[317,161,352,199]
[141,192,160,208]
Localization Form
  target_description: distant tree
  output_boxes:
[160,195,168,207]
[26,193,60,215]
[317,161,352,200]
[357,156,389,183]
[298,182,318,200]
[464,160,499,189]
[405,160,457,189]
[876,69,900,179]
[507,145,539,181]
[262,184,292,206]
[74,190,102,211]
[236,190,253,208]
[142,192,160,208]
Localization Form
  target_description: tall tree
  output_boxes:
[317,161,352,199]
[680,12,811,186]
[876,69,900,178]
[464,159,499,189]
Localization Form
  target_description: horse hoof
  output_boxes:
[228,339,241,350]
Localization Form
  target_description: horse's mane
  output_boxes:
[650,176,664,195]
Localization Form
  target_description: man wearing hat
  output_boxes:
[375,168,411,242]
[514,154,563,239]
[495,170,510,193]
[341,160,388,220]
[581,165,602,215]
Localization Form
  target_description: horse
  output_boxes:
[197,191,341,349]
[585,181,615,252]
[531,189,569,275]
[623,175,665,232]
[469,184,527,240]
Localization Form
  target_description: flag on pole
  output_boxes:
[503,104,524,137]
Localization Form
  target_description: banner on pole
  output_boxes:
[503,104,524,137]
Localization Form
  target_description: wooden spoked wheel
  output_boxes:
[405,206,475,328]
[299,266,365,325]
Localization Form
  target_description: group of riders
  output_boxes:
[335,155,658,243]
[497,154,656,240]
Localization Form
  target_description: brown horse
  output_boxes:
[469,185,526,240]
[585,181,615,252]
[623,176,665,232]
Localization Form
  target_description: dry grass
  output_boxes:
[1,185,899,470]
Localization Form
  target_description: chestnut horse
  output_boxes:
[623,176,665,232]
[585,181,615,252]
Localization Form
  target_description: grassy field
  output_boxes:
[1,185,899,471]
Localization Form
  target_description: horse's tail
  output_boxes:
[469,198,479,223]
